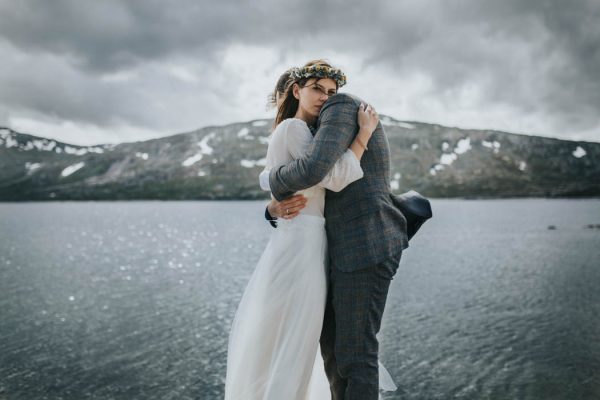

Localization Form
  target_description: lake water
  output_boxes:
[1,199,599,400]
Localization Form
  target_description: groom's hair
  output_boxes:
[275,59,337,126]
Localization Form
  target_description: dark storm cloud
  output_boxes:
[0,1,372,71]
[0,1,241,72]
[431,0,600,134]
[0,0,599,142]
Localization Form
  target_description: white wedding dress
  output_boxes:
[224,118,397,400]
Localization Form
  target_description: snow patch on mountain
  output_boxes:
[25,162,42,174]
[3,133,105,154]
[182,153,203,167]
[240,158,267,168]
[434,137,473,174]
[3,133,18,148]
[381,116,415,129]
[62,145,104,155]
[198,132,215,155]
[454,137,472,154]
[440,153,458,165]
[185,132,217,166]
[396,122,415,129]
[482,140,501,153]
[429,164,445,175]
[61,162,85,177]
[572,146,586,158]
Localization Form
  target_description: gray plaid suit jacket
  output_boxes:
[269,93,409,272]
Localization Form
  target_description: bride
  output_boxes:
[224,59,396,400]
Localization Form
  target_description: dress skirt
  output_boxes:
[224,214,329,400]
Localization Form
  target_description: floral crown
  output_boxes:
[289,64,347,87]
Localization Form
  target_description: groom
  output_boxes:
[265,91,410,400]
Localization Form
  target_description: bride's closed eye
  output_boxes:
[310,85,336,97]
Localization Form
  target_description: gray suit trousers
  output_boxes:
[319,255,401,400]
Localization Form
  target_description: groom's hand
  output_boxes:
[267,195,307,219]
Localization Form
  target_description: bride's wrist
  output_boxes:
[355,136,368,151]
[267,201,279,218]
[358,128,372,141]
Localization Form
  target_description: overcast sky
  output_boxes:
[1,0,599,145]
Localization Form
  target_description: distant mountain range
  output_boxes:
[1,116,598,201]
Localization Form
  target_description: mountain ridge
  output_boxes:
[1,116,598,201]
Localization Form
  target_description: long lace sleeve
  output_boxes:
[284,119,363,192]
[258,122,288,192]
[259,169,271,191]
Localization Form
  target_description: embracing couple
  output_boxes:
[224,59,432,400]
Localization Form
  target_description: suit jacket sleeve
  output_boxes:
[264,206,277,228]
[261,118,363,193]
[268,95,359,201]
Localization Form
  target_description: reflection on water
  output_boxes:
[1,199,599,399]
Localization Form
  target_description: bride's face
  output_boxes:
[293,78,337,118]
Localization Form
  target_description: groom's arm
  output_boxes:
[269,94,358,201]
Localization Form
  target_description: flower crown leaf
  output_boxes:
[289,65,347,87]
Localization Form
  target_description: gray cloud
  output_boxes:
[0,0,599,144]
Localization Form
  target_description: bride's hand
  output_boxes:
[267,194,307,219]
[357,103,379,137]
